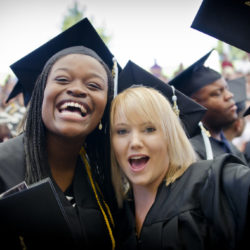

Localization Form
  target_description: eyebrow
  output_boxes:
[212,86,225,92]
[54,67,69,72]
[114,121,153,126]
[113,122,127,126]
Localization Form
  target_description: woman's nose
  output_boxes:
[130,132,143,149]
[66,81,87,98]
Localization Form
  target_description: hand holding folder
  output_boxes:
[0,177,77,250]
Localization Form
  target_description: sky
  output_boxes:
[0,0,220,82]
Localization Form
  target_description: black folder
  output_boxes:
[0,178,76,250]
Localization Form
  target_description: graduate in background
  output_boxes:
[0,18,120,250]
[168,50,248,164]
[110,85,250,250]
[243,107,250,166]
[191,0,250,166]
[223,77,248,149]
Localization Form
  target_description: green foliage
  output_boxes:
[61,1,112,46]
[216,40,224,56]
[230,46,246,60]
[216,40,246,61]
[96,25,111,45]
[61,2,84,31]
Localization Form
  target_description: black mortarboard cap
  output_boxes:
[227,77,247,114]
[191,0,250,53]
[244,106,250,117]
[168,49,221,96]
[7,18,120,106]
[117,60,207,137]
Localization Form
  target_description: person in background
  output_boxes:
[243,107,250,166]
[110,85,250,250]
[0,123,12,142]
[221,53,234,80]
[245,141,250,165]
[0,18,120,250]
[168,49,248,165]
[191,0,250,165]
[223,76,248,150]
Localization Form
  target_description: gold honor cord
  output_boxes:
[95,183,115,227]
[80,147,115,250]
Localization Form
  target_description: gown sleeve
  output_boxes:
[200,153,250,249]
[0,135,26,193]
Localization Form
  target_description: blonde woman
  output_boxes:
[110,86,250,250]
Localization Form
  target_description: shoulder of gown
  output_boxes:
[190,133,249,166]
[189,133,206,159]
[139,154,250,249]
[0,134,26,192]
[190,133,228,159]
[227,141,249,166]
[200,153,250,246]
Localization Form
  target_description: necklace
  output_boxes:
[80,147,115,250]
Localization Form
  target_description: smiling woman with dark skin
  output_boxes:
[42,52,108,192]
[0,45,117,250]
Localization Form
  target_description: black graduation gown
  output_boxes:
[190,132,249,166]
[121,154,250,250]
[0,135,114,250]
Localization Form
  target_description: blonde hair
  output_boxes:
[110,86,197,207]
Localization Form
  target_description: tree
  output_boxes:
[61,1,112,46]
[216,40,246,61]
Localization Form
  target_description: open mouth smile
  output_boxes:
[129,155,149,172]
[57,100,90,117]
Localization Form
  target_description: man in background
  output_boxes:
[223,76,248,149]
[169,50,248,165]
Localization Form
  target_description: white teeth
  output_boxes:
[130,156,144,160]
[60,102,86,114]
[60,103,68,109]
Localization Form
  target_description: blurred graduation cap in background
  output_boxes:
[7,18,121,106]
[227,76,247,116]
[168,49,222,96]
[191,0,250,53]
[117,60,207,138]
[244,106,250,117]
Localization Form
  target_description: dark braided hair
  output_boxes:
[23,46,114,187]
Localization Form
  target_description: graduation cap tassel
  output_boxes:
[80,147,116,250]
[170,85,180,116]
[112,57,118,97]
[199,122,213,160]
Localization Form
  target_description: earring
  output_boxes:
[98,121,103,130]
